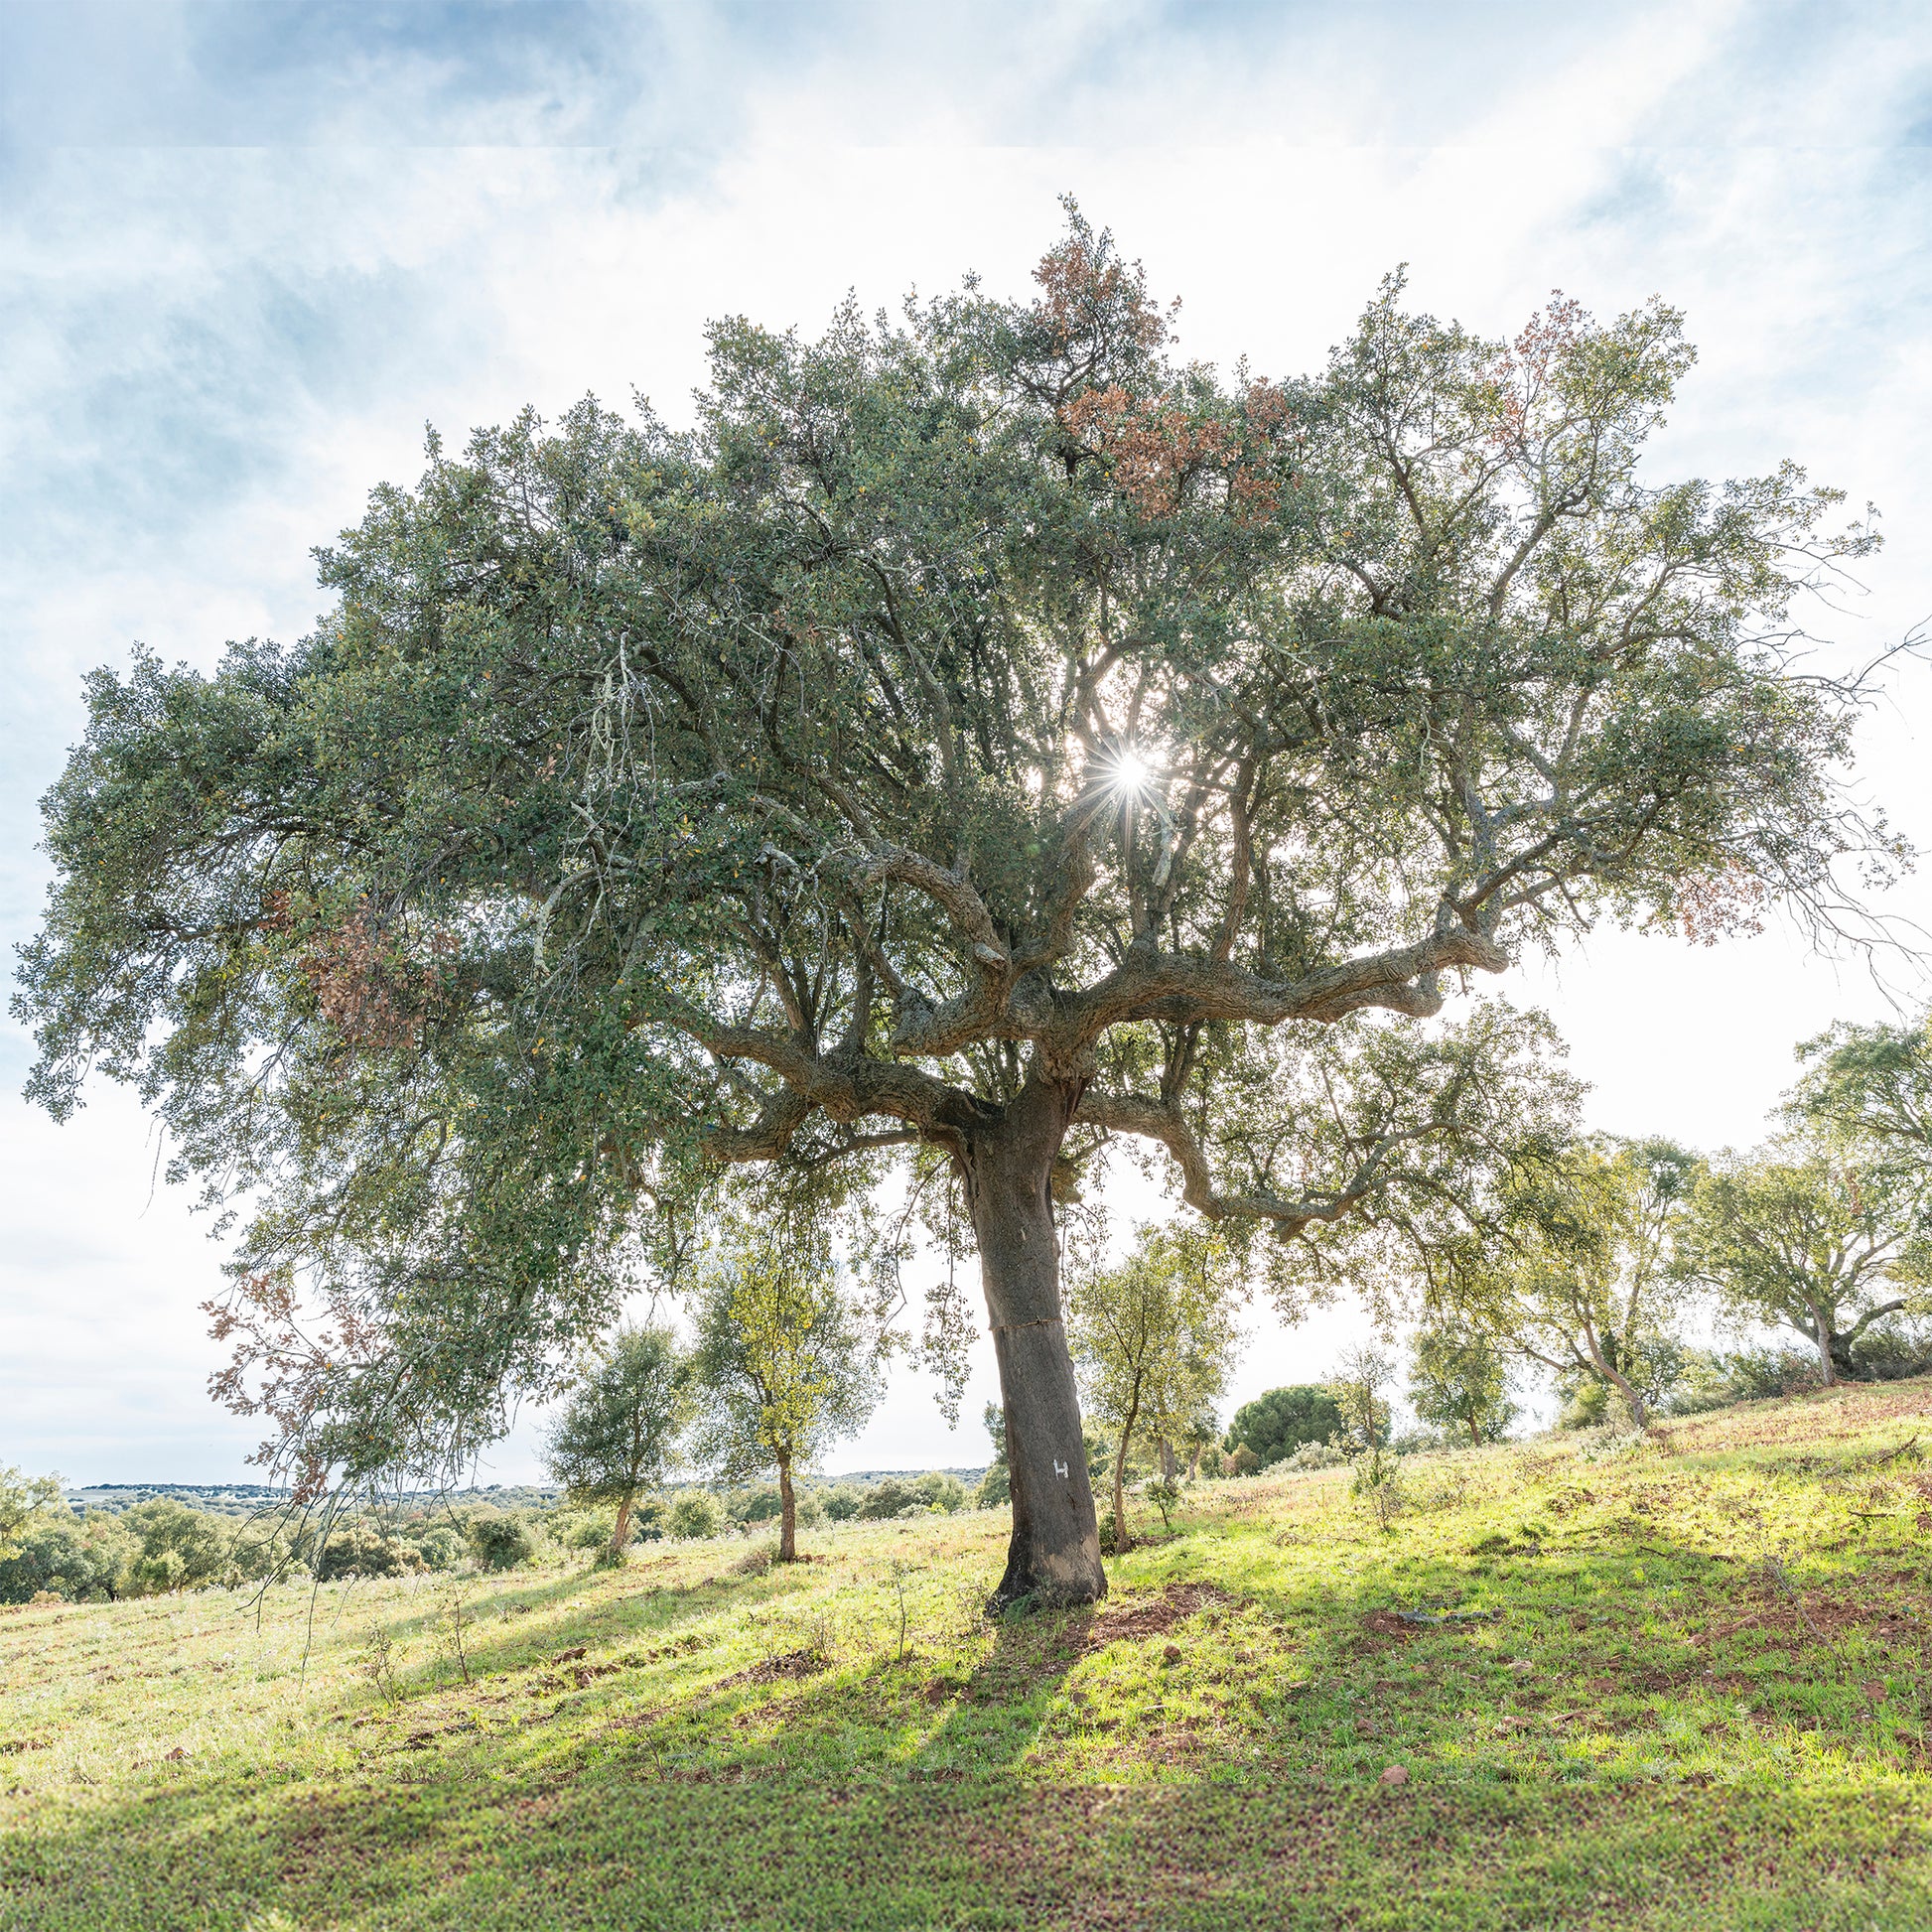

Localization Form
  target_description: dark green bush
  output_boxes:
[0,1514,132,1602]
[316,1523,425,1581]
[462,1508,538,1570]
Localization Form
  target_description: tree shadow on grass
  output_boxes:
[11,1538,1932,1929]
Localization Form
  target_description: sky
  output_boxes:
[2,0,1930,1487]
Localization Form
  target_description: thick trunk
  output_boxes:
[1467,1415,1481,1447]
[777,1455,797,1563]
[962,1075,1107,1608]
[1811,1305,1837,1387]
[1159,1439,1177,1482]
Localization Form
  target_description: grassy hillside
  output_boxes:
[5,1382,1932,1931]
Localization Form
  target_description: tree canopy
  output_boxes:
[15,205,1889,1597]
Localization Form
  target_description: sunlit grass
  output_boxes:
[5,1381,1932,1927]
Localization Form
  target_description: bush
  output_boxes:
[819,1483,866,1522]
[401,1520,466,1570]
[0,1514,133,1603]
[1224,1387,1344,1467]
[1282,1441,1348,1471]
[974,1463,1010,1508]
[463,1508,538,1570]
[725,1483,824,1529]
[1227,1445,1261,1477]
[668,1492,723,1540]
[858,1476,915,1519]
[316,1523,425,1581]
[121,1498,237,1594]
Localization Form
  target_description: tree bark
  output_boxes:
[960,1073,1107,1609]
[1112,1387,1141,1559]
[1811,1304,1837,1387]
[777,1453,797,1563]
[1159,1439,1177,1482]
[609,1487,634,1562]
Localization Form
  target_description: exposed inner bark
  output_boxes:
[959,1075,1107,1609]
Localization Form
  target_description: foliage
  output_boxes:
[0,1512,134,1603]
[543,1325,692,1557]
[1280,1440,1349,1471]
[1676,1140,1930,1385]
[857,1472,968,1519]
[666,1492,722,1541]
[1448,1135,1701,1427]
[1221,1385,1344,1466]
[120,1497,243,1593]
[0,1468,65,1563]
[315,1522,425,1581]
[462,1508,538,1571]
[14,210,1887,1536]
[688,1213,884,1561]
[1067,1221,1243,1552]
[1407,1325,1518,1445]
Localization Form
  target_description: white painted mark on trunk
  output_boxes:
[1053,1459,1069,1480]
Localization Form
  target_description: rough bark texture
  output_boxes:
[1111,1388,1141,1558]
[1812,1306,1838,1387]
[961,1076,1107,1608]
[777,1456,797,1563]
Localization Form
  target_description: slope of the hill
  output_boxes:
[4,1380,1931,1930]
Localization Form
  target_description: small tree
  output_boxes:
[1327,1346,1396,1455]
[1222,1386,1345,1468]
[689,1216,884,1562]
[1457,1136,1699,1427]
[543,1325,692,1563]
[1067,1223,1242,1555]
[1677,1143,1928,1386]
[1407,1325,1516,1445]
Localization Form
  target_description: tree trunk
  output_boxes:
[960,1074,1107,1609]
[777,1454,797,1563]
[609,1487,634,1561]
[1159,1439,1177,1482]
[1468,1414,1482,1447]
[1811,1305,1837,1387]
[1112,1388,1140,1559]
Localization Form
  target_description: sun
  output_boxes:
[1109,748,1153,793]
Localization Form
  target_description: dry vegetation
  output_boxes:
[6,1381,1932,1929]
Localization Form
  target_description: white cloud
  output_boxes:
[3,0,1929,1480]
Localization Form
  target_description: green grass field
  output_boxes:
[6,1382,1932,1930]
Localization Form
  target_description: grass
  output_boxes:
[5,1381,1932,1929]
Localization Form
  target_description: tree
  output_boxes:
[0,1469,64,1564]
[1222,1386,1344,1467]
[689,1216,883,1562]
[1407,1324,1517,1445]
[1455,1137,1699,1428]
[1067,1222,1241,1554]
[1676,1143,1929,1386]
[543,1325,691,1562]
[16,208,1889,1607]
[1326,1345,1396,1456]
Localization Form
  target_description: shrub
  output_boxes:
[463,1508,538,1570]
[819,1483,866,1522]
[1227,1445,1261,1477]
[668,1492,723,1540]
[121,1499,236,1594]
[1282,1441,1348,1471]
[316,1523,425,1581]
[0,1514,132,1603]
[858,1476,915,1519]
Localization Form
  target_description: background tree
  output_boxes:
[17,208,1889,1607]
[1407,1324,1517,1445]
[1677,1142,1929,1385]
[1453,1137,1699,1428]
[1067,1222,1241,1553]
[543,1325,692,1563]
[0,1469,64,1564]
[1221,1386,1344,1468]
[689,1216,884,1562]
